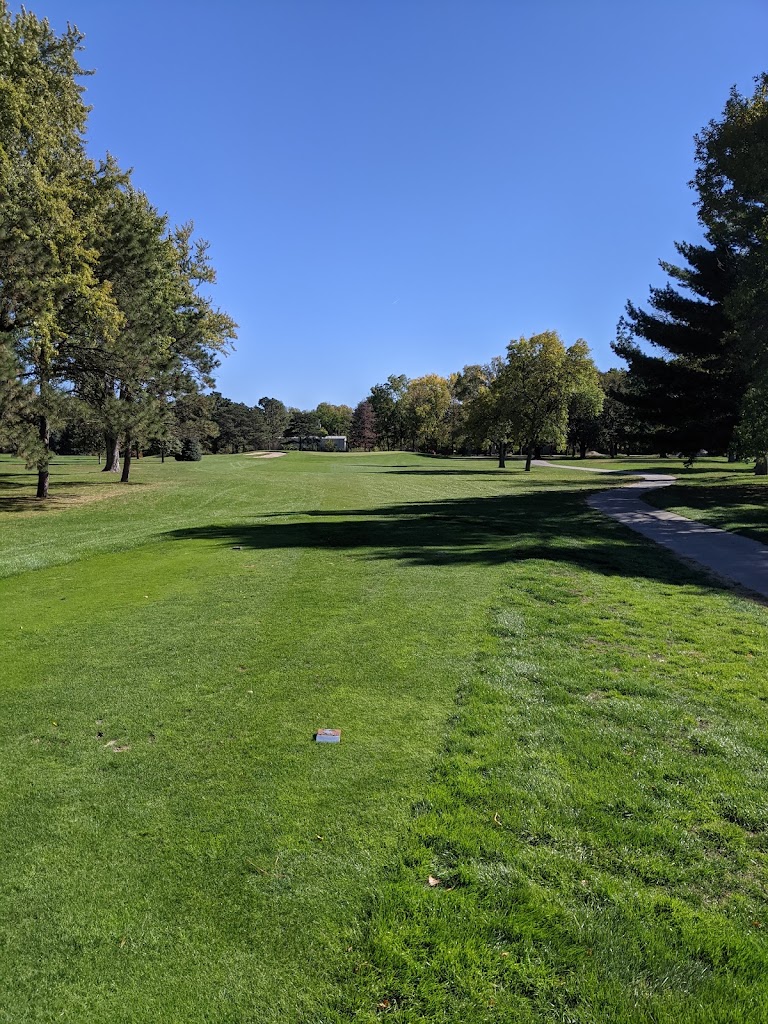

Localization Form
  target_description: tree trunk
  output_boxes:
[728,449,737,463]
[121,435,132,482]
[525,445,533,472]
[755,454,767,476]
[609,442,618,459]
[103,434,120,473]
[36,413,50,498]
[579,442,587,459]
[497,441,506,469]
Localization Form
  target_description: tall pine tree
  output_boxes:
[0,5,120,495]
[613,240,745,456]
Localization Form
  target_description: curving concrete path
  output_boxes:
[533,460,768,600]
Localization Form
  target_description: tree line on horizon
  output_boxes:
[42,331,632,470]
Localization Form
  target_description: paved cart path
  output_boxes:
[534,460,768,600]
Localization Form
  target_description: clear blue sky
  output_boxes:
[23,0,768,408]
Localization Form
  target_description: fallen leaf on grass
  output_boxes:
[493,812,502,826]
[427,875,441,887]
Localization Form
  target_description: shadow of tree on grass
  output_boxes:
[0,478,150,512]
[165,487,721,592]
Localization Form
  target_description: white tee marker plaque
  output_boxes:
[315,729,341,743]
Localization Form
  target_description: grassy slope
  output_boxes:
[1,454,767,1023]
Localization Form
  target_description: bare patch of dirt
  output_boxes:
[104,740,130,753]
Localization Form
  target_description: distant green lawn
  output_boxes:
[1,453,766,1023]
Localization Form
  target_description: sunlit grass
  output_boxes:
[1,452,766,1022]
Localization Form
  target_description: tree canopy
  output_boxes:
[0,5,236,492]
[493,332,601,470]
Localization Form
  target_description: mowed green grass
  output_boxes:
[0,453,767,1023]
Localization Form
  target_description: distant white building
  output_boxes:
[285,434,348,452]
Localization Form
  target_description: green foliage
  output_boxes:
[287,409,325,449]
[78,183,236,479]
[597,368,637,457]
[258,396,290,450]
[175,436,203,461]
[205,392,259,453]
[315,401,353,437]
[691,74,768,470]
[453,361,506,457]
[614,240,742,456]
[0,11,235,491]
[350,398,377,450]
[368,375,409,449]
[0,5,121,492]
[694,74,768,329]
[733,372,768,473]
[493,331,601,468]
[400,374,452,451]
[566,372,605,456]
[0,338,32,451]
[618,74,768,463]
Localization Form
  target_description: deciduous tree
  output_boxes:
[401,374,452,452]
[494,332,600,471]
[368,375,408,449]
[315,402,353,438]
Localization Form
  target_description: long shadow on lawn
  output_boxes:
[166,487,719,591]
[0,478,150,512]
[645,483,768,545]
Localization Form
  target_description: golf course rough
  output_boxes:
[0,452,766,1023]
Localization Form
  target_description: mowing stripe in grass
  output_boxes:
[2,453,767,1022]
[319,561,768,1023]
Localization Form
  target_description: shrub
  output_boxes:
[175,438,203,462]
